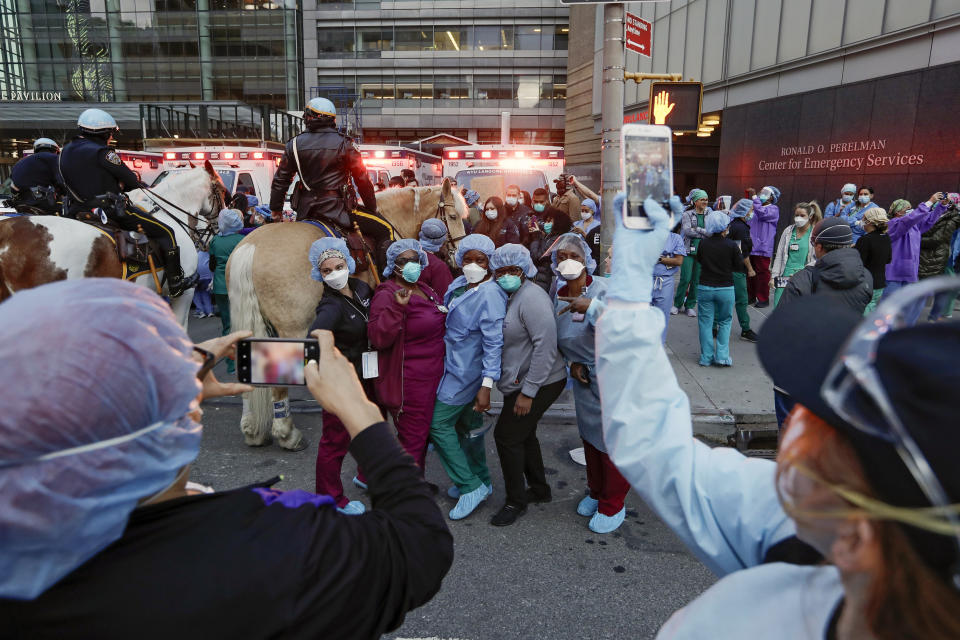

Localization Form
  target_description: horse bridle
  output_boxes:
[433,193,467,243]
[140,184,224,250]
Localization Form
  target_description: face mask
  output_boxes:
[759,191,772,202]
[543,222,554,234]
[505,196,518,207]
[794,216,808,228]
[841,194,853,203]
[497,274,522,293]
[518,196,525,205]
[557,258,585,280]
[400,261,422,284]
[485,208,498,221]
[462,262,487,284]
[322,268,349,290]
[533,203,546,213]
[858,195,871,205]
[581,210,592,219]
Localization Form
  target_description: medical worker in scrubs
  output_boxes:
[598,193,960,639]
[430,234,507,520]
[552,233,630,534]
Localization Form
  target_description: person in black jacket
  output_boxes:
[855,208,892,315]
[9,138,63,214]
[527,188,573,293]
[308,238,379,514]
[0,277,453,640]
[780,218,873,314]
[694,211,744,367]
[504,183,536,244]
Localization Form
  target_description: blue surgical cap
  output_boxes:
[309,236,356,281]
[254,205,273,220]
[384,238,429,277]
[218,208,243,235]
[761,185,781,204]
[730,198,753,218]
[550,232,597,275]
[0,279,202,600]
[455,233,496,268]
[418,218,448,253]
[706,210,732,235]
[464,190,481,206]
[581,199,598,218]
[491,243,537,278]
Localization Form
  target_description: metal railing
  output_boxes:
[140,103,303,145]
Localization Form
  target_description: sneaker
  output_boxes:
[577,495,599,517]
[447,485,460,499]
[336,500,366,515]
[525,488,552,504]
[569,447,587,466]
[741,329,759,343]
[670,306,679,315]
[754,301,770,309]
[449,485,489,520]
[588,507,626,534]
[352,476,368,491]
[490,503,527,527]
[686,308,698,317]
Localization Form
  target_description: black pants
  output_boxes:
[116,203,177,254]
[494,378,566,507]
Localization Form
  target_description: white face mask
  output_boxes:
[841,193,854,203]
[462,262,487,284]
[505,196,518,207]
[484,209,498,220]
[858,195,871,205]
[581,209,592,219]
[557,258,585,280]
[794,216,808,228]
[518,196,525,205]
[322,268,349,290]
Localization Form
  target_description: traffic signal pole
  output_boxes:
[599,2,625,268]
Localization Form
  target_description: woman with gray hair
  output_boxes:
[694,210,745,367]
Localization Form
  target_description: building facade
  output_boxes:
[566,0,960,209]
[305,0,569,145]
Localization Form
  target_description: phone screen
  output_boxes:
[623,130,673,221]
[249,340,308,385]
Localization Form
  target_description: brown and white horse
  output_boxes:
[227,178,467,450]
[0,162,227,327]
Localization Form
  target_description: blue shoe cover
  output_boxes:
[352,476,368,491]
[589,507,626,534]
[484,483,493,498]
[336,500,366,515]
[577,495,599,517]
[447,485,460,499]
[449,485,488,520]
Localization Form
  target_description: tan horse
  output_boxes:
[226,178,467,450]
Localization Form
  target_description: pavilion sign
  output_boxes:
[2,91,64,102]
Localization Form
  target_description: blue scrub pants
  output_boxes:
[651,275,676,343]
[881,280,925,326]
[697,285,735,366]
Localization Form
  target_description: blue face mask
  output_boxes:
[497,274,522,293]
[543,222,554,234]
[400,261,422,283]
[533,203,546,213]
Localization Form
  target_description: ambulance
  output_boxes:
[20,148,165,185]
[442,144,565,202]
[151,146,284,205]
[359,145,442,186]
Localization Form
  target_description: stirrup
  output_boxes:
[167,271,199,298]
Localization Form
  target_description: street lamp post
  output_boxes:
[599,3,625,270]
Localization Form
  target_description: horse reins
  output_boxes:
[139,186,222,249]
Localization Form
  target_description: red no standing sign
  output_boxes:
[625,12,652,58]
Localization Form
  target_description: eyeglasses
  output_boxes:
[192,346,217,381]
[820,275,960,589]
[394,255,419,267]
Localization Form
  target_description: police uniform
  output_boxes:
[10,150,62,214]
[270,120,393,268]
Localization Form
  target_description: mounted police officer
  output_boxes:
[9,138,64,214]
[270,97,393,270]
[59,108,192,297]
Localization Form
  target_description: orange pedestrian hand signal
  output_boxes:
[652,91,675,125]
[648,81,703,132]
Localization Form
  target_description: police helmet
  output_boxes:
[77,108,119,135]
[33,137,60,153]
[305,97,337,119]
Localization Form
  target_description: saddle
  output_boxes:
[300,211,380,275]
[71,211,163,279]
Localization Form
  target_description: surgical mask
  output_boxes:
[505,196,518,207]
[400,261,422,283]
[518,196,525,205]
[543,222,554,234]
[485,208,498,221]
[497,274,522,293]
[581,210,592,219]
[858,195,871,205]
[462,262,487,284]
[759,190,772,202]
[557,259,585,280]
[841,194,853,203]
[322,268,349,290]
[794,216,808,228]
[533,203,546,213]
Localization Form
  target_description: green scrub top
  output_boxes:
[773,228,811,306]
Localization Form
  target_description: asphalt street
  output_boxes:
[189,315,716,640]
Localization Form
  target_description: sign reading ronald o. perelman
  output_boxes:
[757,138,926,173]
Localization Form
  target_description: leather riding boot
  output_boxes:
[164,247,197,298]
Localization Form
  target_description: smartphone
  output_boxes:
[236,338,320,386]
[621,124,674,230]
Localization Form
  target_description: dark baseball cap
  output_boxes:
[758,296,960,582]
[811,217,853,246]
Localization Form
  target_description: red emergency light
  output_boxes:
[275,157,281,167]
[193,152,205,160]
[481,151,492,159]
[223,152,235,159]
[448,151,460,159]
[253,152,264,159]
[514,151,524,158]
[164,152,176,160]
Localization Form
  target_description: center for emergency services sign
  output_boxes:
[625,12,652,57]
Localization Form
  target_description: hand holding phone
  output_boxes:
[621,124,674,230]
[236,338,320,386]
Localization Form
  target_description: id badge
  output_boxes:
[789,243,800,252]
[437,304,449,314]
[361,351,379,379]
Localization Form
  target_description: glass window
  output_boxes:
[358,74,394,100]
[515,75,541,108]
[317,27,355,56]
[474,75,512,104]
[357,27,392,54]
[433,28,467,52]
[474,26,513,51]
[553,25,569,50]
[433,74,469,103]
[514,26,543,50]
[394,27,432,51]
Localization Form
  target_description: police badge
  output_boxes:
[105,150,122,165]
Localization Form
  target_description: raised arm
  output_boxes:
[752,199,780,223]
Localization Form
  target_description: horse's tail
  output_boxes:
[227,243,272,442]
